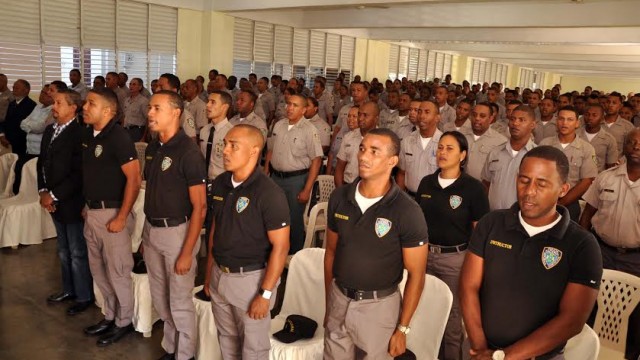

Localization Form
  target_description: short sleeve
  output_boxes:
[113,129,138,166]
[469,179,490,221]
[398,199,429,248]
[480,151,494,182]
[327,190,341,232]
[261,182,290,230]
[606,139,619,165]
[336,134,350,161]
[306,125,324,159]
[182,148,207,187]
[398,139,408,170]
[181,110,197,138]
[468,214,492,258]
[568,231,603,289]
[582,176,600,209]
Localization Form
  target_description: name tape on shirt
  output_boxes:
[334,213,349,221]
[489,240,512,250]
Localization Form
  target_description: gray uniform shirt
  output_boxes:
[461,127,508,181]
[316,92,334,124]
[583,164,640,248]
[399,129,443,192]
[533,116,558,144]
[438,103,456,130]
[181,109,197,138]
[268,117,324,172]
[123,95,149,127]
[229,112,268,141]
[336,129,363,184]
[442,118,471,133]
[482,140,536,210]
[199,118,233,179]
[578,127,619,172]
[602,116,635,158]
[307,114,331,148]
[379,109,400,132]
[185,97,208,134]
[539,136,598,188]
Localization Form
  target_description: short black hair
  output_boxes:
[56,89,82,113]
[307,96,319,108]
[557,105,579,119]
[513,104,536,120]
[476,101,494,115]
[50,80,68,91]
[441,130,469,169]
[239,89,257,104]
[160,73,181,91]
[210,90,232,107]
[367,128,400,157]
[89,87,119,115]
[521,145,569,184]
[70,68,81,76]
[154,90,184,117]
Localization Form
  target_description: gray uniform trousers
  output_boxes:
[143,221,200,360]
[427,250,466,360]
[209,265,278,360]
[84,208,134,327]
[324,280,401,360]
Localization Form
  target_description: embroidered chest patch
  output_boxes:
[449,195,462,209]
[375,218,392,238]
[161,157,172,171]
[236,197,250,213]
[541,247,563,270]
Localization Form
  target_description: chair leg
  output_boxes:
[11,245,18,250]
[143,331,151,338]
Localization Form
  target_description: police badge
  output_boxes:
[375,218,392,238]
[161,157,172,171]
[449,195,462,209]
[541,247,563,269]
[95,144,103,158]
[236,197,250,213]
[187,118,195,128]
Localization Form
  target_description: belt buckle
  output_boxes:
[354,290,365,301]
[429,245,441,254]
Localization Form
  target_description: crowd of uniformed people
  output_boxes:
[0,68,639,360]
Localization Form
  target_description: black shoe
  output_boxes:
[96,324,134,347]
[66,301,93,316]
[157,353,175,360]
[47,292,75,304]
[194,288,210,301]
[84,319,115,336]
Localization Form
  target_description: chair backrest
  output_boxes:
[302,202,328,250]
[564,324,600,360]
[316,175,335,202]
[399,272,453,360]
[279,248,326,324]
[135,142,148,177]
[17,158,39,201]
[593,269,640,353]
[0,153,18,197]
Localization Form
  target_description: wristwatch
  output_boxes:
[259,288,272,300]
[396,324,411,335]
[492,350,505,360]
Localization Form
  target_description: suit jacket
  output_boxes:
[1,97,37,155]
[37,119,84,223]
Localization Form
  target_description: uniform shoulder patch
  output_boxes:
[187,118,195,129]
[375,217,392,238]
[541,247,563,269]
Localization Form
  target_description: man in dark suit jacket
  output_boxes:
[37,89,93,316]
[0,79,37,193]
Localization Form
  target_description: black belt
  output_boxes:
[337,282,397,301]
[429,243,468,254]
[125,125,145,129]
[148,216,188,227]
[270,167,309,178]
[406,190,416,197]
[593,231,640,254]
[217,263,265,274]
[86,200,122,209]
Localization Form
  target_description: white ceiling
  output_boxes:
[212,0,640,78]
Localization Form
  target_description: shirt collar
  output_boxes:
[505,203,571,240]
[346,179,401,209]
[223,166,263,189]
[213,118,229,130]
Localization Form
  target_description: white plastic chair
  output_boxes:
[0,153,18,199]
[192,286,223,360]
[593,269,640,360]
[0,158,56,248]
[303,175,334,232]
[565,324,600,360]
[399,273,453,360]
[130,187,146,252]
[134,142,148,178]
[93,272,160,337]
[303,202,328,250]
[270,248,326,360]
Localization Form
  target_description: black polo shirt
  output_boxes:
[468,204,602,354]
[328,180,429,291]
[81,119,137,201]
[416,171,489,247]
[210,167,290,267]
[144,129,206,219]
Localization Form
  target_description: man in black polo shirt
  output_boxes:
[204,124,290,358]
[460,146,602,360]
[80,88,141,346]
[143,90,207,360]
[324,128,429,359]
